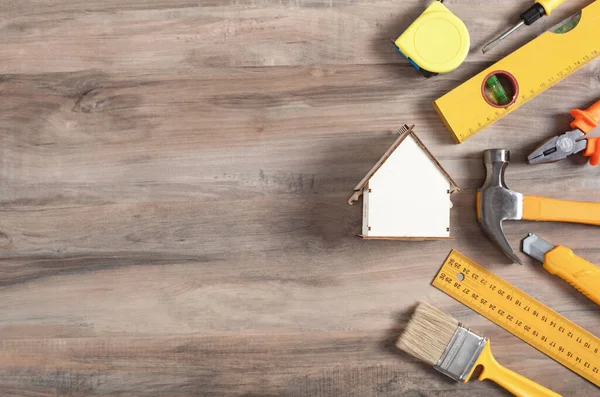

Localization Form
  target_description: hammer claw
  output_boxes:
[478,149,524,264]
[479,148,600,264]
[479,215,523,264]
[492,223,523,265]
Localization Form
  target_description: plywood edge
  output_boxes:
[348,123,459,206]
[348,190,362,206]
[348,125,414,205]
[408,131,460,193]
[358,236,455,241]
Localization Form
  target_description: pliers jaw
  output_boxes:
[528,100,600,166]
[528,130,587,164]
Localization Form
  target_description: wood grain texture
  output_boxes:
[1,0,600,395]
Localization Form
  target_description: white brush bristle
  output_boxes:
[396,302,459,365]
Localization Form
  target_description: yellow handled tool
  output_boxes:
[477,149,600,264]
[475,343,562,397]
[398,302,562,397]
[434,250,600,387]
[537,0,569,14]
[523,196,600,226]
[483,0,568,53]
[523,234,600,305]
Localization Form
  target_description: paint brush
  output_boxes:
[396,303,562,397]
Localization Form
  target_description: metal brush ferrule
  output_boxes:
[434,325,487,382]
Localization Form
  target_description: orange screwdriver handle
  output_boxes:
[570,100,600,133]
[584,138,600,166]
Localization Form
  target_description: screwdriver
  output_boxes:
[482,0,568,53]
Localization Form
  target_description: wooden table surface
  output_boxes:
[2,0,600,395]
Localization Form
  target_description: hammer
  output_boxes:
[478,149,600,264]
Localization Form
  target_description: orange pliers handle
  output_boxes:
[584,138,600,166]
[570,100,600,166]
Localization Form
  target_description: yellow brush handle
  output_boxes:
[537,0,567,15]
[544,245,600,305]
[522,196,600,226]
[474,342,562,397]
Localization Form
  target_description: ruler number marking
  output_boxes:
[434,252,600,385]
[464,46,600,141]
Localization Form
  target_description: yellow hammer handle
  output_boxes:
[537,0,567,15]
[522,196,600,226]
[475,342,562,397]
[544,245,600,305]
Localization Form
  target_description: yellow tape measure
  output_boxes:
[433,250,600,386]
[434,1,600,143]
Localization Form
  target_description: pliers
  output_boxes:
[528,99,600,165]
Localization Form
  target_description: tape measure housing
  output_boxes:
[394,1,470,77]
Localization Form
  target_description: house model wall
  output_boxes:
[348,125,459,240]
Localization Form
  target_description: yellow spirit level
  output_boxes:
[434,2,600,143]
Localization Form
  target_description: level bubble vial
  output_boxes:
[482,71,519,108]
[552,12,582,34]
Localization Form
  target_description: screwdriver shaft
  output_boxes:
[482,20,525,53]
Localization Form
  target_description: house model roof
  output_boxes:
[348,124,459,205]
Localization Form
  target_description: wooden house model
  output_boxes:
[348,125,459,240]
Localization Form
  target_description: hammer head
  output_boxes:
[477,149,524,264]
